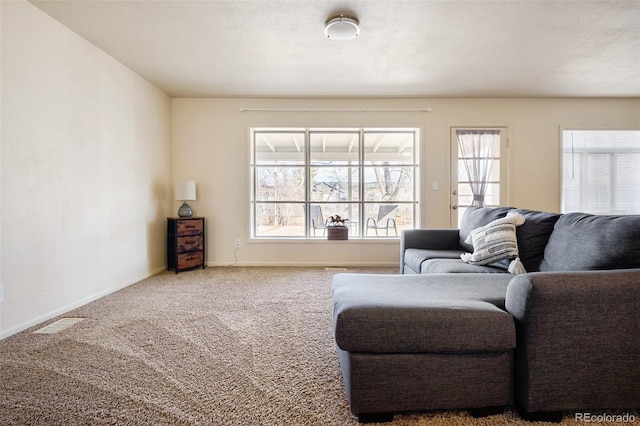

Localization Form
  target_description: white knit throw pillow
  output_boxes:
[460,211,527,274]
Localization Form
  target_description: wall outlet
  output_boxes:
[235,239,241,249]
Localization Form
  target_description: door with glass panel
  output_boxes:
[450,128,508,227]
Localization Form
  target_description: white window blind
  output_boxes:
[562,130,640,214]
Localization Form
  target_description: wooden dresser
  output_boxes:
[167,217,205,273]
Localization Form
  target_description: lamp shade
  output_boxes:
[175,180,196,201]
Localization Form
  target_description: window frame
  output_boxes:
[250,127,420,240]
[561,128,640,215]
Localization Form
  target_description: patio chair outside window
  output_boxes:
[310,205,329,236]
[366,205,398,236]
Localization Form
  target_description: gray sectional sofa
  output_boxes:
[332,206,640,423]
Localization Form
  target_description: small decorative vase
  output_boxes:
[327,226,348,240]
[178,202,193,217]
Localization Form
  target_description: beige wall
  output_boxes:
[1,0,639,338]
[0,1,173,338]
[172,97,640,267]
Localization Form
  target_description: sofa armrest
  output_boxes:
[505,269,640,412]
[400,229,461,273]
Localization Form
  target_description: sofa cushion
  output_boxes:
[539,213,640,271]
[459,206,513,252]
[421,258,510,274]
[461,212,525,265]
[512,208,561,272]
[332,273,515,353]
[404,248,463,274]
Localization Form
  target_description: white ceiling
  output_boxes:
[30,0,640,98]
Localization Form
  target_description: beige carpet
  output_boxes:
[0,267,634,425]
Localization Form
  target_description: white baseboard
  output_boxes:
[0,266,166,340]
[206,260,399,268]
[0,263,396,339]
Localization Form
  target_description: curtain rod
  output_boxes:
[238,107,432,112]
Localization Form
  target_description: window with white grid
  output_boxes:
[251,128,420,239]
[562,130,640,214]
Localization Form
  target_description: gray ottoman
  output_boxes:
[332,273,515,422]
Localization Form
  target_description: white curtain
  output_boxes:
[457,130,500,207]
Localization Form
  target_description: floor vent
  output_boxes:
[325,267,347,272]
[34,317,85,334]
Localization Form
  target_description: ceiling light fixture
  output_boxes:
[324,15,360,40]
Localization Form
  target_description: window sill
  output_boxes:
[248,237,400,244]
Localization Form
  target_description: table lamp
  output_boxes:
[175,180,196,217]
